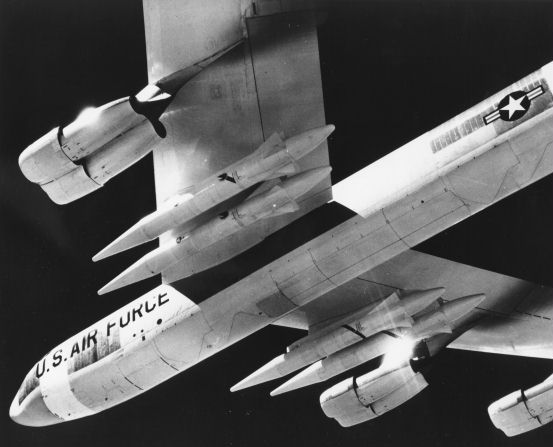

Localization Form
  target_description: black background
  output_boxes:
[1,1,552,446]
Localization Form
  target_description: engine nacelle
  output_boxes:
[19,86,169,204]
[488,374,553,437]
[320,362,428,427]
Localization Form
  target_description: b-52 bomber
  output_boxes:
[11,0,553,439]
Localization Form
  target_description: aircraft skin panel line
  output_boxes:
[333,62,553,217]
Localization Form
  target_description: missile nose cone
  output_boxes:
[93,242,122,262]
[98,274,131,296]
[442,294,486,322]
[93,236,130,262]
[281,166,332,200]
[230,354,287,392]
[270,362,322,396]
[93,218,154,261]
[98,265,151,295]
[97,247,174,295]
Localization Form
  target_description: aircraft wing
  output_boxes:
[274,249,553,359]
[264,249,552,432]
[142,0,331,284]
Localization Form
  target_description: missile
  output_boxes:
[93,125,335,261]
[230,287,445,392]
[271,332,397,395]
[270,293,485,395]
[410,293,486,338]
[98,167,331,295]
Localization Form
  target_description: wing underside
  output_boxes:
[275,249,553,359]
[142,0,331,284]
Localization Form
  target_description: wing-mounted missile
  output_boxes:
[18,42,244,205]
[488,374,553,437]
[318,297,486,429]
[93,124,335,261]
[410,293,485,338]
[270,293,485,395]
[271,332,400,396]
[230,288,445,392]
[98,167,330,294]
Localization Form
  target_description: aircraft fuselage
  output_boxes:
[10,62,553,426]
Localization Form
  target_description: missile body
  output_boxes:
[98,167,330,295]
[93,125,335,261]
[230,287,445,392]
[270,294,485,395]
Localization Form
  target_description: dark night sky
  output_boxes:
[1,1,552,446]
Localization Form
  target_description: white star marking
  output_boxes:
[500,94,526,119]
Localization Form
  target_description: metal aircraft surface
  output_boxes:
[11,0,553,439]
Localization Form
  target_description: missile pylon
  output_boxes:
[98,167,331,295]
[230,287,445,392]
[270,293,486,395]
[93,125,335,261]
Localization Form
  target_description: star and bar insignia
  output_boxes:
[483,85,545,125]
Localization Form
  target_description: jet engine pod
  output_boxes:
[58,98,146,162]
[488,374,553,437]
[320,362,428,427]
[18,89,169,204]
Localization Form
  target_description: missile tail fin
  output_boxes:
[270,162,300,177]
[246,178,281,200]
[252,132,285,159]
